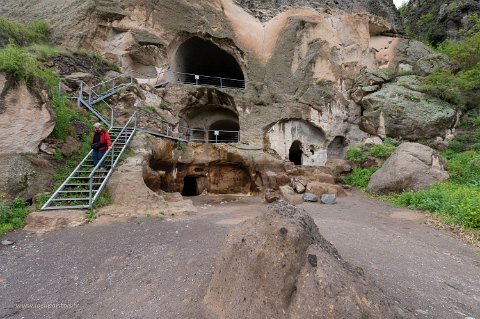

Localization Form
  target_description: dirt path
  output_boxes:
[0,192,479,319]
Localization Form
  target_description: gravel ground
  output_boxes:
[0,192,479,319]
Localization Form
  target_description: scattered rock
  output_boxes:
[325,159,352,174]
[205,203,412,319]
[279,185,303,205]
[264,189,280,203]
[64,72,94,83]
[306,181,347,198]
[367,142,449,194]
[293,181,306,194]
[1,240,14,246]
[320,194,337,205]
[61,136,81,157]
[302,193,318,202]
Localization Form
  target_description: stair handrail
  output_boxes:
[88,111,137,208]
[78,81,114,128]
[89,74,133,104]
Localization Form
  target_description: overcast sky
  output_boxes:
[394,0,407,8]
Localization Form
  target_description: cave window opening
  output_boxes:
[182,176,199,196]
[208,119,240,143]
[309,145,315,155]
[174,36,245,89]
[289,141,303,166]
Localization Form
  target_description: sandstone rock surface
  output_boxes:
[205,203,411,319]
[99,134,198,218]
[24,210,87,233]
[367,143,449,194]
[0,73,56,154]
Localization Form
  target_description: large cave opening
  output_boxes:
[289,140,303,166]
[173,37,245,88]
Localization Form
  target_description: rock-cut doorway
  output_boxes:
[289,140,303,166]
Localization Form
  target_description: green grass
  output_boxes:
[388,150,480,229]
[0,198,29,236]
[389,183,480,228]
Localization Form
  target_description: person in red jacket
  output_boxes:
[91,122,112,171]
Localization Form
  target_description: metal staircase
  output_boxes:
[41,71,243,210]
[41,112,137,210]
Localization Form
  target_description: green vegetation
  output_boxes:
[346,138,397,165]
[344,139,397,189]
[0,43,42,81]
[345,168,377,189]
[387,119,480,230]
[421,15,480,109]
[176,140,186,151]
[159,101,170,110]
[0,198,29,236]
[0,17,49,45]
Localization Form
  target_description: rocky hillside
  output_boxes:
[401,0,480,45]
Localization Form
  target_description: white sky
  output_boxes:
[394,0,407,8]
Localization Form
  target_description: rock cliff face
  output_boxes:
[234,0,403,33]
[0,0,457,190]
[401,0,480,45]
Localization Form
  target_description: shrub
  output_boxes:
[370,143,396,159]
[0,17,49,45]
[0,43,42,81]
[345,167,377,189]
[346,147,369,164]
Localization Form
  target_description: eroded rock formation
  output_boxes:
[205,203,412,318]
[0,73,56,154]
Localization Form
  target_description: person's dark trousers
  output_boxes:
[92,149,107,168]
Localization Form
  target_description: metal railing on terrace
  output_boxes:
[128,69,246,90]
[169,71,246,90]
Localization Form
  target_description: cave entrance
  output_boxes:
[289,140,303,166]
[173,37,245,89]
[328,136,347,159]
[209,119,240,143]
[182,176,199,196]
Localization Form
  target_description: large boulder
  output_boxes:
[205,204,411,319]
[0,154,54,201]
[0,74,56,154]
[367,142,449,194]
[360,76,456,140]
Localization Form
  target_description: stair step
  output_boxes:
[43,205,90,210]
[52,198,90,201]
[65,183,102,186]
[70,177,107,180]
[59,190,98,194]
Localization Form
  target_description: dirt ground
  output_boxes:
[0,191,479,319]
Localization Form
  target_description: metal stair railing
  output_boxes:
[41,112,137,210]
[87,112,137,208]
[88,75,133,105]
